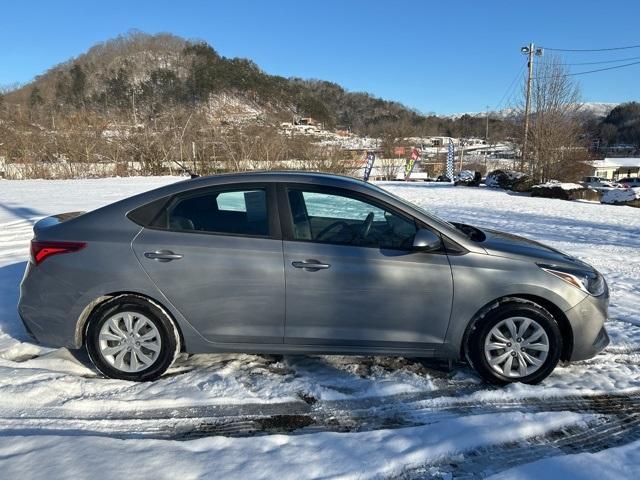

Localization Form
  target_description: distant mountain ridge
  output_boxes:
[447,102,619,120]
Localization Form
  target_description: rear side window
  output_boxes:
[166,188,269,236]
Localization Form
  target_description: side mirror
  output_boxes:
[413,228,442,252]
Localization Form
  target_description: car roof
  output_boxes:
[142,171,376,199]
[108,171,378,214]
[184,170,368,188]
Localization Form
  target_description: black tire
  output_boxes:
[85,295,180,381]
[465,299,562,385]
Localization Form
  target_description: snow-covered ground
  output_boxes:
[0,177,639,478]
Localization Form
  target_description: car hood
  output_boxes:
[479,227,586,267]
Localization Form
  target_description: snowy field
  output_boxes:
[0,177,639,479]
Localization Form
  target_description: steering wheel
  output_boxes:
[357,212,375,240]
[316,221,351,241]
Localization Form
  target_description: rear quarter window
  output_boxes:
[127,197,171,227]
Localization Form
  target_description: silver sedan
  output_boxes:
[18,172,609,383]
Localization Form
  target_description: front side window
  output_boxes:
[287,188,416,249]
[165,188,269,236]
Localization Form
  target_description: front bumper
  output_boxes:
[564,291,610,361]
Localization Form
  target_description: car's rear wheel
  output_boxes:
[86,295,180,381]
[465,299,562,385]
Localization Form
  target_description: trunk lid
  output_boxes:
[33,212,86,236]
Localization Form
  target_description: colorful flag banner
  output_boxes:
[446,138,455,181]
[405,147,420,181]
[363,151,376,182]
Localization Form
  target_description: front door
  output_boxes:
[132,184,285,344]
[281,186,454,349]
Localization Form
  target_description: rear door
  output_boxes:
[132,183,285,344]
[280,184,454,350]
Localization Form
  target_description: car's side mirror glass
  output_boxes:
[413,228,442,252]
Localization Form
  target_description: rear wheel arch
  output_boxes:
[76,292,185,352]
[461,294,573,362]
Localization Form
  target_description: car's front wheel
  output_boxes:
[86,295,180,381]
[465,299,563,385]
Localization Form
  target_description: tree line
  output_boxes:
[1,32,638,181]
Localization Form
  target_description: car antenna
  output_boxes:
[169,158,199,178]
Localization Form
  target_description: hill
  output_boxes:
[2,31,498,138]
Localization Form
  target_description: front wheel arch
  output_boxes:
[461,294,573,362]
[463,297,563,384]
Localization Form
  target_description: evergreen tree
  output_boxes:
[29,87,44,108]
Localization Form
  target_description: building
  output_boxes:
[426,136,460,147]
[295,117,323,129]
[590,158,640,180]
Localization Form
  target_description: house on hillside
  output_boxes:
[590,158,640,180]
[295,117,323,130]
[428,136,459,147]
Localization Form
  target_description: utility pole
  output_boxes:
[484,105,490,173]
[520,43,543,172]
[192,141,197,175]
[521,43,534,172]
[484,105,490,142]
[131,89,137,124]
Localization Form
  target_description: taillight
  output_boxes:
[30,240,86,266]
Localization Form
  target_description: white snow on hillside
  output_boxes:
[446,102,618,119]
[0,177,639,478]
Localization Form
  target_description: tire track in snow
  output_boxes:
[1,390,639,442]
[398,413,640,479]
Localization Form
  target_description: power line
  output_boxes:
[540,55,640,66]
[534,60,640,78]
[540,43,640,52]
[495,62,526,111]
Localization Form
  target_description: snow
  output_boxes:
[0,411,589,480]
[1,177,639,477]
[488,439,640,480]
[531,181,584,191]
[591,157,640,169]
[601,186,640,204]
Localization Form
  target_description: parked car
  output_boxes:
[454,170,482,186]
[19,172,609,384]
[581,176,618,189]
[616,177,640,188]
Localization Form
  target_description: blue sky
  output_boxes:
[1,0,638,114]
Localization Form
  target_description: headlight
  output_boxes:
[538,263,606,296]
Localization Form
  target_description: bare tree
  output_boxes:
[517,55,585,182]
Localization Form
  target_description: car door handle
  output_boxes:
[292,260,331,271]
[144,250,183,262]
